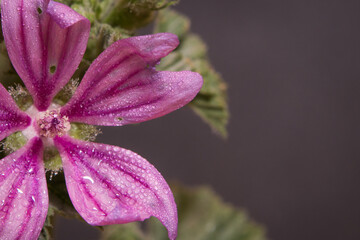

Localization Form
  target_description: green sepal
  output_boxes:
[8,84,34,111]
[53,79,79,106]
[43,147,63,171]
[69,122,101,141]
[101,183,267,240]
[155,10,229,137]
[3,131,27,154]
[1,123,100,172]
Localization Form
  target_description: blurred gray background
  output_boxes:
[56,0,360,239]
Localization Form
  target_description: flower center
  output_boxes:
[36,109,70,138]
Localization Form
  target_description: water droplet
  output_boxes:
[82,176,94,184]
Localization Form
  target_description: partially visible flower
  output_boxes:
[0,0,202,239]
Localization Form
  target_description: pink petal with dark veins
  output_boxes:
[55,136,178,240]
[0,84,30,141]
[1,0,90,111]
[61,33,203,126]
[0,137,48,240]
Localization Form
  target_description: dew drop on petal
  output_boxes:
[82,176,95,184]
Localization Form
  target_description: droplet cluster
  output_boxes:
[0,138,48,239]
[55,136,177,236]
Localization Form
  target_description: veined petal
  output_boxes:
[0,137,48,240]
[0,84,30,141]
[61,33,203,126]
[54,136,178,240]
[1,0,90,111]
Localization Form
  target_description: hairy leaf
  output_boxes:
[38,208,56,240]
[0,42,23,88]
[46,172,80,219]
[154,9,190,39]
[99,0,178,30]
[84,22,131,62]
[155,10,229,137]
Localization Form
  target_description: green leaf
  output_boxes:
[101,222,145,240]
[57,0,100,23]
[38,208,56,240]
[98,0,178,30]
[155,10,229,137]
[84,22,131,62]
[40,170,107,239]
[46,172,81,220]
[0,42,23,88]
[101,183,267,240]
[38,171,84,240]
[70,2,97,23]
[189,60,228,138]
[56,0,78,5]
[58,0,178,31]
[154,9,190,39]
[65,21,131,82]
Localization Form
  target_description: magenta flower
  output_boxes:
[0,0,202,239]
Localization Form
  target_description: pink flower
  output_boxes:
[0,0,202,239]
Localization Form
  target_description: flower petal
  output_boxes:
[61,33,203,126]
[0,137,48,240]
[0,84,31,141]
[54,136,177,240]
[1,0,90,111]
